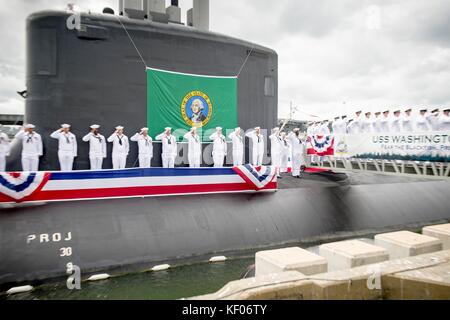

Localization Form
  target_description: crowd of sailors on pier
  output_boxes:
[0,124,306,178]
[309,107,450,135]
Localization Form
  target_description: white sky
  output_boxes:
[0,0,449,120]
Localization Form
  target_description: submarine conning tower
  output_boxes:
[10,0,278,170]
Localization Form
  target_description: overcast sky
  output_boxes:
[0,0,449,120]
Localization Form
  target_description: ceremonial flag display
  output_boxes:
[307,135,335,156]
[147,68,238,138]
[0,166,277,204]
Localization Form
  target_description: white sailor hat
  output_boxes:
[191,126,197,131]
[254,126,261,130]
[25,124,35,129]
[61,124,71,128]
[141,127,149,131]
[90,124,100,129]
[272,127,280,131]
[235,126,241,131]
[115,126,124,130]
[293,128,300,132]
[165,127,172,131]
[216,127,222,130]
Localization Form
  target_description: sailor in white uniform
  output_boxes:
[379,110,390,133]
[107,126,129,169]
[331,117,341,134]
[347,110,362,134]
[130,127,153,168]
[279,132,290,173]
[183,127,202,168]
[0,130,11,171]
[401,108,414,132]
[228,127,244,166]
[361,112,374,133]
[269,127,282,177]
[15,124,43,172]
[428,109,440,131]
[50,124,77,171]
[82,124,106,170]
[439,108,450,131]
[318,120,331,135]
[415,109,431,132]
[245,126,265,166]
[390,110,402,133]
[156,127,177,168]
[209,127,227,167]
[373,112,382,133]
[287,128,304,178]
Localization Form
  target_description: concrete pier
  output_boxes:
[422,224,450,250]
[255,247,327,276]
[319,240,389,271]
[375,231,442,259]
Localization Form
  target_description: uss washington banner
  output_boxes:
[332,131,450,162]
[146,67,238,138]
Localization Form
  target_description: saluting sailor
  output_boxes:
[390,110,402,133]
[439,108,450,131]
[428,109,440,131]
[130,127,153,168]
[209,127,227,167]
[361,112,374,133]
[379,110,390,133]
[373,112,382,133]
[287,128,305,178]
[415,109,430,132]
[156,127,177,168]
[0,129,10,171]
[107,126,129,169]
[245,126,264,166]
[183,127,202,168]
[82,124,106,170]
[401,108,414,132]
[50,124,77,171]
[269,127,282,178]
[228,127,244,166]
[14,124,43,172]
[347,110,362,134]
[279,132,290,174]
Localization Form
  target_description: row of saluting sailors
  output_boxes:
[0,124,306,178]
[308,107,450,135]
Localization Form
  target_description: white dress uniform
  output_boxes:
[209,131,227,167]
[107,133,129,169]
[82,132,107,170]
[428,113,441,131]
[318,122,331,135]
[155,131,177,168]
[361,116,374,133]
[390,115,402,133]
[0,132,10,171]
[130,132,153,168]
[228,130,244,166]
[401,115,414,132]
[439,114,450,131]
[269,131,282,170]
[15,129,43,171]
[50,129,77,171]
[279,137,290,173]
[331,119,341,134]
[245,129,264,166]
[415,114,431,132]
[348,115,362,134]
[379,115,390,133]
[373,116,382,133]
[183,131,202,168]
[287,132,305,177]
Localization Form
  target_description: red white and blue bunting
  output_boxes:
[0,167,277,204]
[307,135,334,156]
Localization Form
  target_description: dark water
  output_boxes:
[5,258,253,300]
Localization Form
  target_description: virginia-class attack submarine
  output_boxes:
[1,3,449,289]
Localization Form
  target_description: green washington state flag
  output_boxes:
[147,67,238,139]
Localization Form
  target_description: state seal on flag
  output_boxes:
[181,90,213,127]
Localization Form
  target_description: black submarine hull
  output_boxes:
[1,174,449,288]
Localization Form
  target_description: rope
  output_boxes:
[115,16,148,69]
[236,44,255,77]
